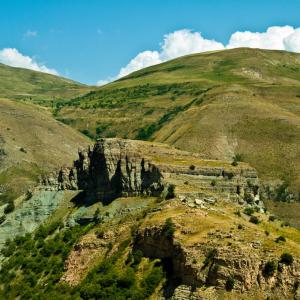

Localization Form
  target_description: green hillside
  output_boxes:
[54,48,300,195]
[0,98,90,204]
[0,63,91,102]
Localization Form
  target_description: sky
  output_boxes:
[1,0,300,85]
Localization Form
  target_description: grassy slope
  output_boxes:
[0,98,90,203]
[0,63,91,102]
[55,48,300,192]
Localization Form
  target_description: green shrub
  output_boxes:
[4,200,15,214]
[165,184,176,200]
[95,229,104,239]
[211,180,216,187]
[280,253,293,265]
[189,165,195,171]
[269,215,276,222]
[234,210,241,217]
[243,207,254,216]
[132,250,143,266]
[275,236,286,243]
[225,277,235,291]
[163,218,175,239]
[211,264,220,273]
[80,129,95,140]
[244,192,254,204]
[249,215,260,224]
[141,266,164,297]
[263,261,277,277]
[204,248,217,267]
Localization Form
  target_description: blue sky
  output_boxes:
[1,0,300,84]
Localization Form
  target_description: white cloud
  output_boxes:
[160,29,224,61]
[0,48,58,75]
[284,28,300,52]
[97,26,300,85]
[227,26,295,50]
[24,30,38,38]
[118,50,161,78]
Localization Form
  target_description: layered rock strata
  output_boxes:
[41,138,260,205]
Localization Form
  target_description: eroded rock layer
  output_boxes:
[41,138,260,205]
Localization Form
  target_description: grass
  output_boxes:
[264,200,300,229]
[0,63,91,101]
[45,48,300,200]
[0,98,90,205]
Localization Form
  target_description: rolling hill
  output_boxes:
[0,98,90,204]
[54,48,300,196]
[0,63,91,102]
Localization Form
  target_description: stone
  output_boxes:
[40,138,262,208]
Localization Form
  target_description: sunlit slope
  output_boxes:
[0,63,91,101]
[0,98,90,203]
[54,48,300,191]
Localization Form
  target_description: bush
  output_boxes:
[204,248,217,267]
[4,200,15,214]
[211,264,220,273]
[244,192,254,204]
[165,184,175,200]
[132,250,143,266]
[189,165,195,171]
[249,215,260,224]
[163,218,175,239]
[269,215,276,222]
[263,261,277,277]
[275,236,286,243]
[231,160,238,166]
[243,207,254,216]
[141,266,164,297]
[225,277,235,291]
[237,224,243,230]
[95,229,104,239]
[234,210,241,217]
[211,180,216,187]
[280,253,293,265]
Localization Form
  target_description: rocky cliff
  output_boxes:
[41,138,261,206]
[133,199,300,299]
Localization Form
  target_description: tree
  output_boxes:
[164,218,175,239]
[280,253,293,265]
[4,200,15,214]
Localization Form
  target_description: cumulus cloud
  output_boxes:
[160,29,224,61]
[97,26,300,85]
[98,29,224,85]
[0,48,58,75]
[227,26,295,50]
[284,28,300,52]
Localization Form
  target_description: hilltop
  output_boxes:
[53,48,300,196]
[0,63,91,102]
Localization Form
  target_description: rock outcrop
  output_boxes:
[41,138,261,206]
[134,209,300,299]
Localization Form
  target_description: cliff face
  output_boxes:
[41,138,260,206]
[134,201,300,299]
[41,139,164,203]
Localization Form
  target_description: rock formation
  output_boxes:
[41,138,261,206]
